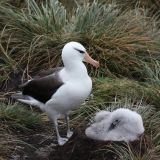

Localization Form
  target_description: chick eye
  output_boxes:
[74,48,85,54]
[108,119,120,131]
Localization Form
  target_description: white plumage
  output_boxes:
[12,42,99,145]
[85,108,144,142]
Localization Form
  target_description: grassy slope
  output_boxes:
[0,0,160,82]
[71,78,160,160]
[0,0,160,159]
[1,78,160,159]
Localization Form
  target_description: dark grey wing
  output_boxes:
[18,67,63,88]
[22,72,64,103]
[34,67,63,78]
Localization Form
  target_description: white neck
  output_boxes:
[60,60,89,81]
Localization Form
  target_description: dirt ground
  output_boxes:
[4,128,118,160]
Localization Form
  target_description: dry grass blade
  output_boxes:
[0,1,160,80]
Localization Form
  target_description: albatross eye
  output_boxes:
[74,48,85,54]
[79,50,85,54]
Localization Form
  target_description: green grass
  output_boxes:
[0,0,160,159]
[0,102,47,159]
[0,0,160,80]
[142,60,160,86]
[98,0,160,12]
[1,79,160,158]
[92,78,160,107]
[70,77,160,128]
[0,102,45,132]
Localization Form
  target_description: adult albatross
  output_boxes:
[12,42,99,145]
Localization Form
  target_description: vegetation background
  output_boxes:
[0,0,160,159]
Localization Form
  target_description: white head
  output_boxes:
[94,110,111,122]
[62,42,99,69]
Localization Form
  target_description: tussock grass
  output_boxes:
[0,102,45,132]
[0,102,46,159]
[71,77,160,129]
[98,0,160,13]
[0,0,160,80]
[115,0,160,14]
[0,27,18,84]
[0,0,160,159]
[142,60,160,86]
[92,78,160,107]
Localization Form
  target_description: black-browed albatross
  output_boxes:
[12,42,99,145]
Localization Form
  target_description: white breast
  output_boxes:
[48,67,92,113]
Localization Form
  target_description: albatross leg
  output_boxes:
[45,101,68,145]
[53,117,68,146]
[65,114,73,138]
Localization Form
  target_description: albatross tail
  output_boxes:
[11,92,45,111]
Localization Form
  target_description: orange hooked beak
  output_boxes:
[84,53,99,68]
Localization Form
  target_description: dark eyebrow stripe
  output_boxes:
[73,47,85,53]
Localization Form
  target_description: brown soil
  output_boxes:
[3,126,151,160]
[5,128,118,160]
